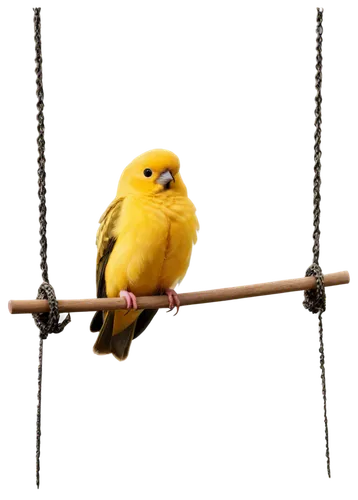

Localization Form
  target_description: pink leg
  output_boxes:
[165,289,180,316]
[119,290,138,310]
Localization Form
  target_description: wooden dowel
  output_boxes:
[8,271,349,315]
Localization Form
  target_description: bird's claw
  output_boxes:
[120,290,138,312]
[165,289,180,316]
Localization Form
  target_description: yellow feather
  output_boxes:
[96,197,123,262]
[94,149,199,360]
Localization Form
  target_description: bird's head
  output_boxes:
[116,149,187,198]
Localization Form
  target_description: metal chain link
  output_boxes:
[303,8,330,478]
[32,7,71,488]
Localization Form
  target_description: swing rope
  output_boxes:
[303,8,330,478]
[32,8,71,488]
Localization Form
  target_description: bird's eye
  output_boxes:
[143,168,152,178]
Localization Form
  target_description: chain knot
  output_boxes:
[303,263,326,314]
[32,282,71,340]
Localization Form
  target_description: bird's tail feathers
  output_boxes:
[110,322,137,361]
[93,311,114,355]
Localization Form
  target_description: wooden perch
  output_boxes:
[8,271,349,315]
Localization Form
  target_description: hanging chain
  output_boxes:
[303,8,330,478]
[33,7,71,488]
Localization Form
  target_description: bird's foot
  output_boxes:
[120,290,138,310]
[165,289,180,316]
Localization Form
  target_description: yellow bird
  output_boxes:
[90,149,199,361]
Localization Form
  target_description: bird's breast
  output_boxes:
[113,194,198,295]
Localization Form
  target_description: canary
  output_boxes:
[90,149,199,361]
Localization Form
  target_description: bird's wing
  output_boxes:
[90,198,123,333]
[90,196,159,356]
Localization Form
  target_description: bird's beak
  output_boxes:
[156,170,175,189]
